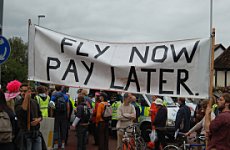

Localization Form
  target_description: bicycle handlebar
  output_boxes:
[175,131,206,142]
[189,134,206,142]
[116,123,140,132]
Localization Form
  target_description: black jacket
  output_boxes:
[153,106,167,129]
[15,96,42,131]
[175,104,191,133]
[14,96,46,150]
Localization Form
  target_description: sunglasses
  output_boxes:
[20,88,28,93]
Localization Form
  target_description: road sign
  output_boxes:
[0,35,11,64]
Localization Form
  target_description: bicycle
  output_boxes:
[163,132,206,150]
[118,123,146,150]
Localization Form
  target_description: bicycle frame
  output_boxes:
[122,130,135,150]
[119,123,146,150]
[184,142,206,150]
[164,134,206,150]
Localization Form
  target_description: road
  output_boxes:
[66,129,117,150]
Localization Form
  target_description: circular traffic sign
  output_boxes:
[0,35,11,64]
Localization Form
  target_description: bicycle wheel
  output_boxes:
[163,145,181,150]
[135,137,146,150]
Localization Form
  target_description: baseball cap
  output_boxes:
[154,98,163,106]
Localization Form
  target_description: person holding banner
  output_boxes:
[14,83,46,150]
[206,93,230,150]
[185,100,215,136]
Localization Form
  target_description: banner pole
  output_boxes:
[205,28,215,148]
[209,28,215,104]
[205,0,215,148]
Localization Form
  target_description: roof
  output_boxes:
[214,44,225,51]
[214,46,230,70]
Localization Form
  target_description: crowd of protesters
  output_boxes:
[0,80,230,150]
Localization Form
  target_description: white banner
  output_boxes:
[29,25,211,98]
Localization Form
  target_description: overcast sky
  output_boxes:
[2,0,230,47]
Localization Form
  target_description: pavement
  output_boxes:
[66,129,117,150]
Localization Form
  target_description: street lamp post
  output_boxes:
[0,0,4,85]
[38,15,45,26]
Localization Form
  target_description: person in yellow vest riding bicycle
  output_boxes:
[111,94,122,139]
[35,85,50,117]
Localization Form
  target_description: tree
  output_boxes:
[1,37,28,90]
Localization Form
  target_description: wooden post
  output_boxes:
[205,28,215,148]
[209,28,215,103]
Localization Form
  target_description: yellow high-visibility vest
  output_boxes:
[111,101,121,120]
[69,97,76,109]
[144,106,150,117]
[36,95,49,117]
[92,100,95,109]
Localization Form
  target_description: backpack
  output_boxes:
[102,103,112,121]
[0,110,13,143]
[80,105,91,123]
[55,94,67,113]
[85,98,93,116]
